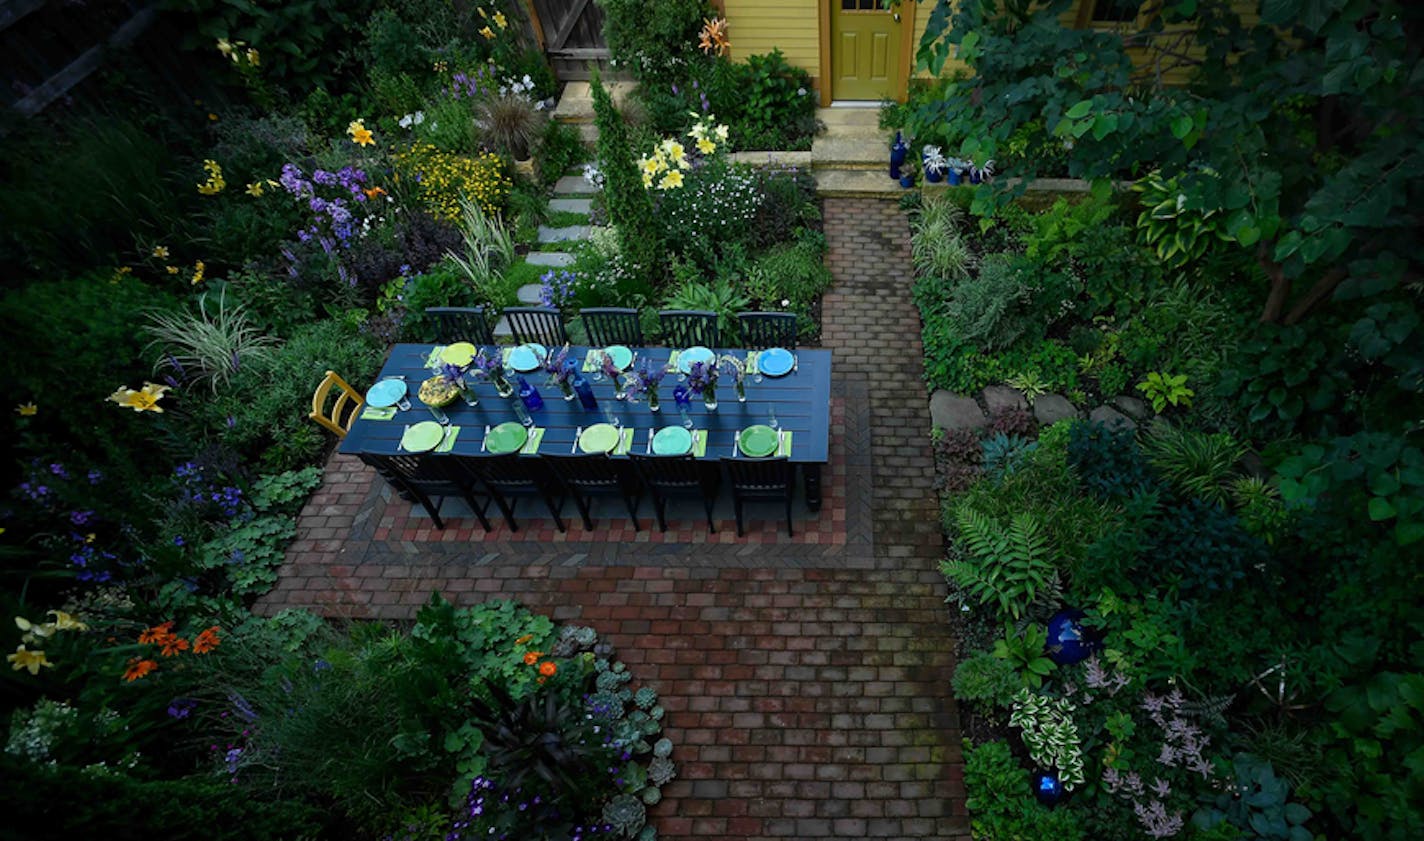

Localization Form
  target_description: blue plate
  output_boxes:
[365,379,407,408]
[508,343,547,373]
[759,347,795,378]
[676,346,716,375]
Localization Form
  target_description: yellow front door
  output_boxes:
[831,0,901,100]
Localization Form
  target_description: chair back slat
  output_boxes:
[427,307,494,345]
[462,453,552,491]
[723,457,794,494]
[736,312,798,350]
[310,370,364,438]
[542,453,629,491]
[581,308,644,347]
[658,310,720,348]
[629,453,716,493]
[505,307,569,347]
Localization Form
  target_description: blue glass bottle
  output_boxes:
[517,376,543,411]
[572,368,598,411]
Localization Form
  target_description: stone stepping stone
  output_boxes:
[1090,405,1136,430]
[516,284,544,304]
[930,390,986,431]
[554,175,598,196]
[492,315,512,337]
[982,385,1027,415]
[1112,395,1149,420]
[538,225,591,243]
[549,197,593,214]
[1033,393,1079,425]
[526,251,575,267]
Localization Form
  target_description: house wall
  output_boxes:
[724,0,821,75]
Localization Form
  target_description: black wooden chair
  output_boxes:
[629,453,721,533]
[737,312,798,350]
[581,307,644,347]
[505,307,569,347]
[721,457,796,537]
[458,454,567,532]
[427,306,494,345]
[542,453,643,531]
[360,454,492,531]
[658,310,720,348]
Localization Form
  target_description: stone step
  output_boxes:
[526,251,576,267]
[537,225,591,243]
[728,150,813,168]
[814,169,908,198]
[815,105,885,138]
[492,315,512,337]
[552,80,636,124]
[516,284,544,305]
[549,197,593,214]
[811,136,888,170]
[554,175,598,196]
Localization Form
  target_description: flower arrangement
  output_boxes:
[719,354,747,401]
[686,360,718,408]
[623,358,666,409]
[469,349,512,396]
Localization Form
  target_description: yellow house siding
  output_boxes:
[913,1,970,79]
[724,0,821,75]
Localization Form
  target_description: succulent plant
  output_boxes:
[597,668,631,693]
[587,690,625,719]
[640,786,662,805]
[653,738,673,758]
[636,826,657,841]
[573,626,598,646]
[602,794,647,837]
[634,686,658,710]
[648,756,677,786]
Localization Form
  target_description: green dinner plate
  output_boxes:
[604,345,634,370]
[578,423,621,454]
[485,422,527,454]
[738,425,779,458]
[439,342,478,366]
[401,421,445,453]
[652,426,693,455]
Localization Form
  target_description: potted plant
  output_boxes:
[922,145,948,183]
[889,131,910,179]
[898,156,918,189]
[946,157,973,186]
[969,159,996,184]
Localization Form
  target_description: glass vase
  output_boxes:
[491,369,514,398]
[459,386,479,407]
[613,374,627,401]
[735,380,746,403]
[702,384,718,411]
[647,386,660,413]
[557,378,576,402]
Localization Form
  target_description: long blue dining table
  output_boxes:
[339,344,834,510]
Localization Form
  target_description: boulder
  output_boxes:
[930,390,987,431]
[1112,395,1150,420]
[1033,394,1079,426]
[1089,405,1137,430]
[983,385,1028,415]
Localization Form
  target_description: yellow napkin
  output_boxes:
[777,430,794,457]
[746,351,760,376]
[693,430,708,457]
[614,427,635,455]
[424,346,445,368]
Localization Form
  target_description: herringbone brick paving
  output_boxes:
[259,198,966,838]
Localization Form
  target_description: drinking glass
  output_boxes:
[512,399,533,428]
[767,405,779,430]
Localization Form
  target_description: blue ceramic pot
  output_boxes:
[946,170,962,186]
[899,174,915,188]
[1045,609,1100,665]
[890,132,909,165]
[925,168,945,183]
[890,161,903,180]
[1032,770,1066,806]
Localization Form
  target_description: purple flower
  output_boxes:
[168,698,197,719]
[173,535,185,546]
[69,509,93,526]
[86,469,103,484]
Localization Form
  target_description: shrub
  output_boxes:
[447,197,517,306]
[1147,499,1268,597]
[536,120,588,188]
[1142,425,1247,506]
[1067,421,1156,500]
[733,50,818,150]
[475,91,545,160]
[661,277,749,345]
[747,165,820,249]
[911,198,976,283]
[144,290,279,393]
[952,650,1022,713]
[943,253,1037,352]
[591,72,662,283]
[653,161,763,270]
[942,508,1054,621]
[597,0,708,84]
[963,740,1085,841]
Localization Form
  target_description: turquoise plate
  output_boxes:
[365,379,407,409]
[759,347,795,378]
[652,426,693,455]
[508,343,547,373]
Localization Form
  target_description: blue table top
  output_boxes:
[339,344,833,463]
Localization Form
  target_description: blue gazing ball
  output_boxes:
[1032,770,1065,806]
[1045,608,1100,666]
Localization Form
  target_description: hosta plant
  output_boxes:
[1009,688,1086,790]
[1136,371,1194,413]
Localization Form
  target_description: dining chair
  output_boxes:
[542,453,643,531]
[360,454,492,531]
[737,312,798,350]
[309,370,364,438]
[581,307,645,347]
[505,307,569,347]
[629,453,721,533]
[658,310,720,348]
[427,306,495,345]
[458,454,567,532]
[721,457,796,538]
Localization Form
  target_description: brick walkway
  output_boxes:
[259,198,966,839]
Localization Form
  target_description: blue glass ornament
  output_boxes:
[1032,770,1065,806]
[1045,609,1100,665]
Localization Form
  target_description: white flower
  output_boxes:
[797,88,807,96]
[780,298,790,307]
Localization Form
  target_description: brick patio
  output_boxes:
[258,199,967,839]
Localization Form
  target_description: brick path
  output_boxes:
[259,198,966,839]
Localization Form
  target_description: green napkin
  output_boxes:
[777,430,794,457]
[520,428,544,454]
[667,350,680,370]
[360,406,397,421]
[582,349,602,372]
[424,346,445,368]
[746,351,760,376]
[614,427,634,455]
[435,427,461,453]
[501,347,513,364]
[693,430,708,457]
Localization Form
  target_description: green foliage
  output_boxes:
[1009,688,1086,789]
[1136,371,1195,413]
[991,622,1057,690]
[144,289,279,393]
[1142,426,1247,506]
[1218,324,1350,438]
[734,50,817,151]
[1067,420,1156,500]
[535,120,588,188]
[963,740,1086,841]
[1149,498,1268,598]
[1191,754,1313,841]
[746,166,820,250]
[944,253,1037,351]
[1229,476,1293,546]
[447,197,517,306]
[1134,170,1237,268]
[660,277,749,346]
[590,72,662,283]
[980,433,1038,483]
[1275,434,1424,546]
[952,650,1022,713]
[596,0,708,84]
[942,509,1053,621]
[910,197,976,283]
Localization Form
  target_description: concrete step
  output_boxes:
[526,251,576,267]
[811,136,888,170]
[554,175,599,196]
[815,105,884,139]
[516,284,544,304]
[549,197,593,214]
[815,168,910,198]
[552,80,636,124]
[537,225,591,243]
[729,151,813,168]
[493,315,512,337]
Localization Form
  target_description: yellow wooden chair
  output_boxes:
[310,370,364,438]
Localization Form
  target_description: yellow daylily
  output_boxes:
[245,48,259,66]
[689,122,708,141]
[8,645,52,675]
[479,25,495,39]
[216,38,234,57]
[347,119,374,147]
[494,11,507,29]
[152,245,169,259]
[16,402,36,416]
[640,156,664,177]
[15,617,55,643]
[48,611,88,632]
[714,124,729,142]
[696,137,716,155]
[657,170,685,190]
[641,171,654,188]
[246,182,264,197]
[166,265,179,275]
[197,159,225,195]
[191,261,206,285]
[107,382,171,413]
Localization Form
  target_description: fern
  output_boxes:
[941,508,1055,621]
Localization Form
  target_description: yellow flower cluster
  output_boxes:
[639,139,690,190]
[392,143,510,223]
[197,159,225,195]
[216,38,259,68]
[8,611,87,675]
[348,119,375,147]
[689,115,731,156]
[108,382,171,413]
